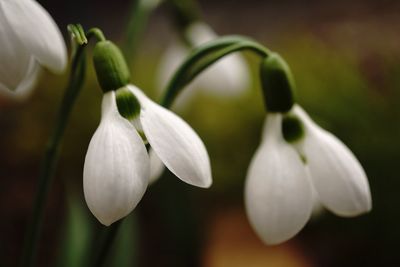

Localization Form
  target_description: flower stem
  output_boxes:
[20,42,87,267]
[161,35,270,108]
[87,28,106,42]
[87,221,122,267]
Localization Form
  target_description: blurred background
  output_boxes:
[1,0,399,266]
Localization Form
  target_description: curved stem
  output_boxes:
[87,221,122,267]
[86,28,106,42]
[20,41,88,267]
[161,36,270,107]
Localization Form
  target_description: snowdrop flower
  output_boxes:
[0,0,67,100]
[245,112,313,245]
[245,53,372,245]
[157,22,250,102]
[84,40,212,225]
[84,91,149,226]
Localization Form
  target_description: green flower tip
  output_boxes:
[93,41,131,93]
[260,53,296,113]
[67,24,87,45]
[116,87,140,121]
[282,114,304,143]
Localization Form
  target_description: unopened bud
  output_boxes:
[93,41,130,92]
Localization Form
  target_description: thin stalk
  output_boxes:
[87,28,106,42]
[87,221,122,267]
[20,44,87,267]
[162,36,270,107]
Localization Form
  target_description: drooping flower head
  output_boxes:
[84,40,212,225]
[245,53,372,245]
[0,0,67,99]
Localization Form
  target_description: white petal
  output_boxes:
[185,22,217,45]
[0,58,40,100]
[128,85,212,188]
[293,105,372,217]
[309,175,325,219]
[0,11,36,92]
[245,114,313,245]
[83,91,149,226]
[195,50,250,97]
[1,0,67,72]
[149,148,165,184]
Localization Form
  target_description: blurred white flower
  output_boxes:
[84,85,212,225]
[156,22,250,105]
[245,105,372,245]
[0,0,67,100]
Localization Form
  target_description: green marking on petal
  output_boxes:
[116,87,140,120]
[299,153,307,164]
[137,130,148,144]
[282,114,305,143]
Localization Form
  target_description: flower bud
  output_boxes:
[93,41,130,92]
[259,53,295,112]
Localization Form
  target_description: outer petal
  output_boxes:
[309,174,325,219]
[293,105,372,217]
[0,57,41,100]
[149,148,165,184]
[83,91,149,226]
[1,0,67,72]
[0,11,38,93]
[128,85,212,188]
[245,114,313,245]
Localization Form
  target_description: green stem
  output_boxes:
[161,36,270,107]
[88,221,122,267]
[86,28,106,42]
[20,43,87,267]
